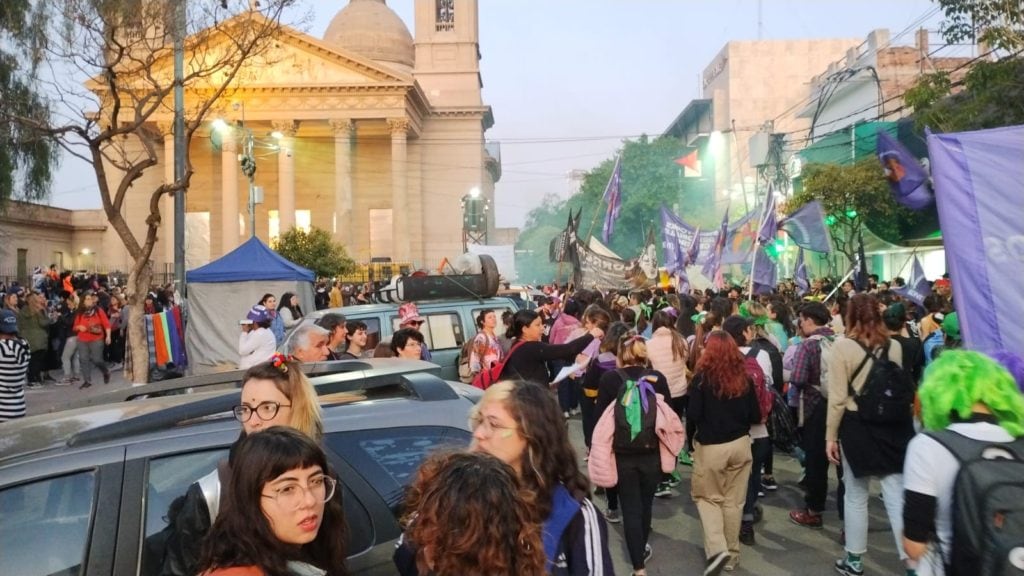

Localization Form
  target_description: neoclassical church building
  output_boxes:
[127,0,499,272]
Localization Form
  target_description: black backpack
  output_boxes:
[612,369,659,454]
[926,430,1024,576]
[848,340,915,425]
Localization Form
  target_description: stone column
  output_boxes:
[388,118,411,263]
[329,118,354,246]
[159,122,175,270]
[220,132,240,253]
[273,120,298,236]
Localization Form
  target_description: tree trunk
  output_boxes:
[126,263,152,385]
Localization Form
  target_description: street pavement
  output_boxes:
[25,376,904,575]
[25,365,137,416]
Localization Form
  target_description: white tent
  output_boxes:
[185,237,315,374]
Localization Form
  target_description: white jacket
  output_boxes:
[239,327,277,369]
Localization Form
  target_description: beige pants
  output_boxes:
[691,436,753,560]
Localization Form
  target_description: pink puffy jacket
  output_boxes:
[587,393,685,488]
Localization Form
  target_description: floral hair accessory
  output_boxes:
[270,352,293,373]
[691,310,708,323]
[663,306,678,319]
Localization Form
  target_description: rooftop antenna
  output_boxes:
[758,0,764,40]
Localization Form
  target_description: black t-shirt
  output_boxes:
[686,372,760,446]
[594,365,671,419]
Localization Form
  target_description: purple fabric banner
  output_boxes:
[877,129,934,211]
[660,205,759,266]
[794,248,809,296]
[601,156,622,243]
[927,124,1024,355]
[752,247,777,295]
[893,255,931,307]
[757,188,778,245]
[779,201,832,253]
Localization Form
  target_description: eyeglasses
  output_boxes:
[232,401,292,423]
[471,417,519,438]
[262,475,337,510]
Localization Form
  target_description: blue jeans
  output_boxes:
[743,437,772,521]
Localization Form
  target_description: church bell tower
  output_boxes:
[413,0,482,107]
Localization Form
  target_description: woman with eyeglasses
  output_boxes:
[159,355,324,576]
[198,427,347,576]
[438,380,613,575]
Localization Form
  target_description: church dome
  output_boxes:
[323,0,414,71]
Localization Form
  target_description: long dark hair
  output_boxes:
[279,291,303,319]
[198,428,347,576]
[768,297,796,338]
[674,294,699,338]
[473,381,591,520]
[401,451,545,576]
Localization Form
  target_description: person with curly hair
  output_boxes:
[395,451,546,576]
[687,331,761,575]
[902,351,1024,576]
[159,356,324,576]
[198,427,347,576]
[470,380,614,575]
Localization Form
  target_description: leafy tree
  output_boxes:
[790,160,917,265]
[904,0,1024,132]
[0,1,59,209]
[1,1,293,383]
[274,226,356,279]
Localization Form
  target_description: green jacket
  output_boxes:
[17,307,51,352]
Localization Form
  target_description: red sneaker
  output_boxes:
[788,509,823,529]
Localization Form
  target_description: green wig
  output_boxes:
[918,350,1024,437]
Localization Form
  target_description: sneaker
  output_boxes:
[739,521,755,546]
[26,381,43,390]
[761,474,778,491]
[758,488,766,497]
[788,509,823,529]
[704,551,729,576]
[679,450,693,466]
[79,381,92,390]
[834,558,864,576]
[563,411,571,419]
[603,508,621,524]
[55,378,74,387]
[666,474,681,488]
[724,557,740,572]
[643,543,653,565]
[654,482,673,498]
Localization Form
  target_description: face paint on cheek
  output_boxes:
[500,429,514,439]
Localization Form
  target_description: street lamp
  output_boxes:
[461,186,489,250]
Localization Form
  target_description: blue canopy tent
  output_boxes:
[185,237,315,374]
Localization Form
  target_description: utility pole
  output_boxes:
[172,0,187,297]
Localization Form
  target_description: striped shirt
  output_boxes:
[0,337,30,422]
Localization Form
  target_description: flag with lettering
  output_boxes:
[685,225,701,266]
[661,208,684,274]
[927,124,1024,355]
[794,248,809,296]
[893,255,931,307]
[877,129,933,211]
[780,201,832,253]
[601,156,623,243]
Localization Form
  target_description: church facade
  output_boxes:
[117,0,498,273]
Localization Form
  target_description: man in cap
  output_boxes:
[0,309,31,422]
[397,302,431,361]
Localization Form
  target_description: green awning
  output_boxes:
[799,121,897,166]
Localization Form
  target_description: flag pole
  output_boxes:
[893,247,919,282]
[747,239,760,301]
[823,256,860,303]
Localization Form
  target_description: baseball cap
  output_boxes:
[398,302,426,325]
[0,310,18,334]
[245,305,271,324]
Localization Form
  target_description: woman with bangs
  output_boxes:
[467,380,614,575]
[825,293,913,576]
[160,355,325,576]
[394,451,546,576]
[198,427,347,576]
[687,331,761,575]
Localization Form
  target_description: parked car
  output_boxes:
[0,359,481,576]
[289,296,522,380]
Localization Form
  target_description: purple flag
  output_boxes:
[893,255,931,308]
[927,124,1024,355]
[752,247,777,295]
[601,156,622,243]
[794,248,809,296]
[685,226,701,266]
[780,201,832,253]
[702,208,729,289]
[661,206,684,274]
[877,129,933,211]
[757,188,778,245]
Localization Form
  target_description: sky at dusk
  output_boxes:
[48,0,947,229]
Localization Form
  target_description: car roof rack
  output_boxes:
[65,360,459,448]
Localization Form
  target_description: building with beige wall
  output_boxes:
[93,0,498,276]
[664,37,861,209]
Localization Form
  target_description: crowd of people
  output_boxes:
[6,262,1024,576]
